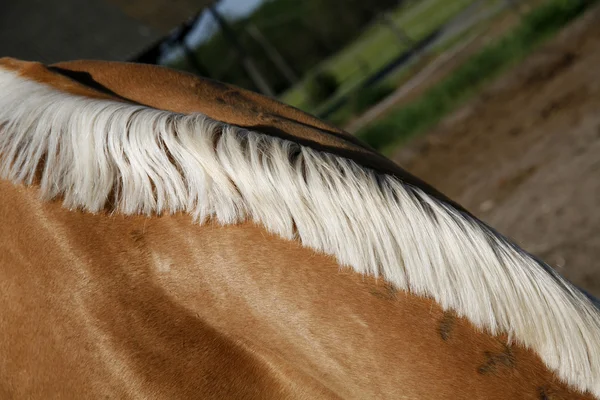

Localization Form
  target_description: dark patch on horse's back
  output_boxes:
[47,66,136,104]
[385,282,398,299]
[477,343,515,375]
[195,77,272,116]
[539,386,567,400]
[223,89,247,104]
[247,104,261,115]
[194,76,231,93]
[438,311,456,341]
[130,229,145,246]
[368,282,398,301]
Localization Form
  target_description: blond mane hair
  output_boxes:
[0,67,599,396]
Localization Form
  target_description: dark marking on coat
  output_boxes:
[130,229,145,246]
[438,311,456,341]
[257,112,282,125]
[193,76,230,93]
[223,89,246,103]
[48,66,133,103]
[369,288,387,300]
[369,282,398,301]
[477,344,515,375]
[385,282,398,300]
[539,386,565,400]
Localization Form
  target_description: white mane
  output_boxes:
[0,67,599,396]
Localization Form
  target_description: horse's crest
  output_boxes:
[0,65,599,396]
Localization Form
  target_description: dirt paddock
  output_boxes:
[393,5,600,296]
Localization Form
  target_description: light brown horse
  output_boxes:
[0,57,598,399]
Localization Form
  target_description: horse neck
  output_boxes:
[0,179,590,399]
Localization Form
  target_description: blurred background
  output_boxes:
[2,0,599,296]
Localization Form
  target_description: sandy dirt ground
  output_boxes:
[392,5,600,296]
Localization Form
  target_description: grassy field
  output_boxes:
[316,0,514,128]
[279,0,478,110]
[322,7,502,128]
[356,0,597,154]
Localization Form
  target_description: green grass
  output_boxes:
[325,0,474,81]
[279,0,478,110]
[357,0,596,153]
[308,0,508,128]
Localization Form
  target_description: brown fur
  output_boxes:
[0,58,595,399]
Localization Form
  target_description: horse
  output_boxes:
[0,57,598,399]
